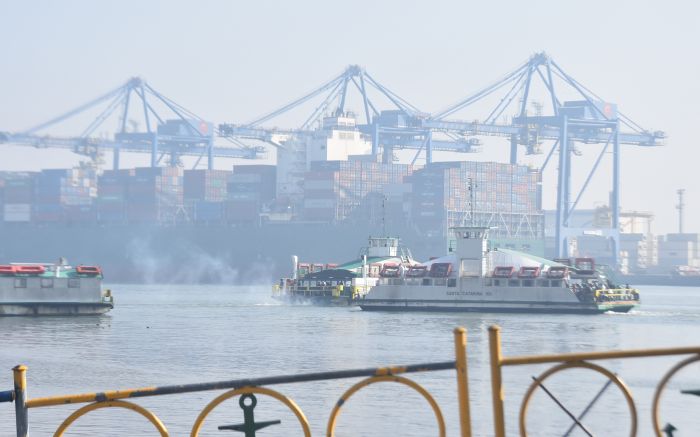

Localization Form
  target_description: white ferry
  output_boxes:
[360,227,640,314]
[0,261,113,316]
[273,236,417,305]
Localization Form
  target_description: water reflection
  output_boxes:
[0,285,698,436]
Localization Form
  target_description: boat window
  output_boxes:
[537,279,549,287]
[493,279,501,287]
[447,278,457,288]
[551,280,562,287]
[523,279,534,287]
[14,278,27,288]
[41,278,54,288]
[68,278,80,288]
[508,279,519,287]
[434,278,446,286]
[422,278,431,286]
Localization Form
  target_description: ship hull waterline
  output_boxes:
[0,302,113,316]
[271,295,356,307]
[359,299,637,314]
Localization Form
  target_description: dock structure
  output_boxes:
[0,54,664,271]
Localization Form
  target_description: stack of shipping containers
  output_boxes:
[410,161,542,239]
[127,167,183,223]
[183,169,230,223]
[0,160,541,236]
[0,172,35,223]
[97,169,134,223]
[33,168,97,223]
[303,160,414,223]
[226,165,276,224]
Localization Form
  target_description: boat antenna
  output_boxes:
[677,188,685,233]
[382,194,387,237]
[467,177,476,226]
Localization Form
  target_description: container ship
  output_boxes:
[0,157,545,284]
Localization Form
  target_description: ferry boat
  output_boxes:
[0,261,114,316]
[359,227,640,314]
[273,236,417,305]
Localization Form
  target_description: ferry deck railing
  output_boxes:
[272,284,370,299]
[3,325,700,436]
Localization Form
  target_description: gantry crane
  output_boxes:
[417,52,664,265]
[223,55,664,266]
[217,65,478,161]
[0,77,264,170]
[1,56,664,267]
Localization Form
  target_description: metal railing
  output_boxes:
[1,328,472,437]
[487,325,700,437]
[3,325,699,436]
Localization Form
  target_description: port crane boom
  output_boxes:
[1,77,263,170]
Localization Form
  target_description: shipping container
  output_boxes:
[232,165,276,203]
[184,169,230,202]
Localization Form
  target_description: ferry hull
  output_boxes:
[272,295,356,307]
[359,299,638,314]
[0,302,113,316]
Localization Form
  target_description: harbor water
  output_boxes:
[1,285,699,436]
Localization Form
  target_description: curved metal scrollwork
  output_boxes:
[54,400,169,437]
[190,386,311,437]
[519,361,637,437]
[326,375,446,437]
[652,354,700,437]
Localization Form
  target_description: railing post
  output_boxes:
[13,365,28,437]
[453,327,472,437]
[489,326,506,437]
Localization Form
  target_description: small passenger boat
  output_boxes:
[273,236,417,306]
[0,260,113,316]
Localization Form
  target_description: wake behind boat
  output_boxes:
[359,227,640,314]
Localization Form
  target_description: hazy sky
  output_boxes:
[1,0,697,234]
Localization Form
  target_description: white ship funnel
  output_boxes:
[292,255,299,280]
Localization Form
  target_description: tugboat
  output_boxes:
[273,236,417,305]
[0,260,113,316]
[359,227,640,314]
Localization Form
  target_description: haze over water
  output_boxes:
[1,285,698,436]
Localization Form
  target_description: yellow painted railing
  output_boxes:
[4,328,472,437]
[4,325,699,436]
[488,325,700,437]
